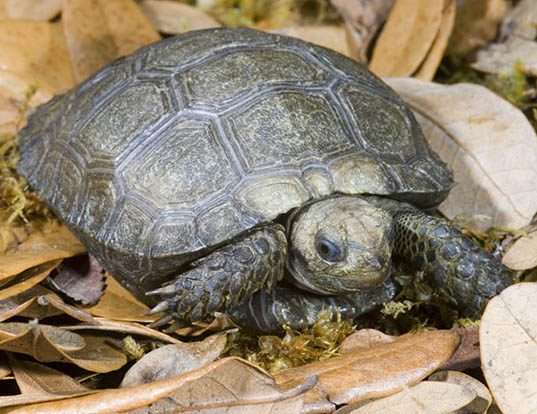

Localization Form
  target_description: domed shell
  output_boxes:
[17,28,452,298]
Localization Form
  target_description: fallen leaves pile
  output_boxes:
[0,0,536,413]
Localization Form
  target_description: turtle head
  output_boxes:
[287,196,393,294]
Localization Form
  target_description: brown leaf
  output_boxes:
[120,333,227,387]
[48,255,105,305]
[3,0,62,21]
[330,0,394,62]
[275,330,459,405]
[386,78,537,230]
[7,357,314,414]
[173,312,238,337]
[273,26,352,58]
[88,273,156,323]
[61,0,118,82]
[502,230,537,271]
[340,381,475,413]
[339,329,395,353]
[0,224,85,282]
[429,370,492,414]
[441,327,480,371]
[369,0,444,76]
[447,0,510,58]
[140,0,220,35]
[97,0,160,57]
[415,0,456,81]
[0,21,74,95]
[0,260,60,302]
[480,282,537,414]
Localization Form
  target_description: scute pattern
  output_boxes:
[17,28,452,299]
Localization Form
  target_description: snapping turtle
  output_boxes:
[17,28,512,332]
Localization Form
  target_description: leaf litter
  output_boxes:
[0,0,535,413]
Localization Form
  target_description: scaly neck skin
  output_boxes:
[286,195,394,295]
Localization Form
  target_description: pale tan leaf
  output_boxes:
[415,0,456,81]
[97,0,160,57]
[140,0,220,34]
[447,0,510,57]
[481,282,537,414]
[0,224,85,281]
[330,0,394,63]
[339,329,395,353]
[502,230,537,270]
[4,0,62,21]
[429,370,492,414]
[386,78,537,229]
[0,21,74,95]
[369,0,444,76]
[0,260,60,302]
[275,330,459,405]
[61,0,118,82]
[6,357,313,414]
[342,381,475,413]
[121,333,227,387]
[273,26,351,58]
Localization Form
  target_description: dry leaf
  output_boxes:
[387,77,537,229]
[330,0,394,62]
[273,26,352,58]
[429,370,492,414]
[341,381,476,413]
[369,0,444,76]
[88,273,156,322]
[61,0,118,82]
[8,357,314,414]
[0,224,85,281]
[3,0,62,21]
[121,333,227,387]
[0,260,60,302]
[97,0,160,57]
[339,329,395,353]
[481,282,537,414]
[0,21,74,95]
[48,255,105,305]
[140,0,220,34]
[473,0,537,75]
[441,327,480,371]
[502,230,537,270]
[447,0,510,57]
[415,0,456,81]
[275,330,459,405]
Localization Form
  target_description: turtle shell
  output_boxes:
[17,28,452,299]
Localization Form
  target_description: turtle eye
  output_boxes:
[316,238,344,262]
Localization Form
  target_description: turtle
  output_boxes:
[17,28,512,333]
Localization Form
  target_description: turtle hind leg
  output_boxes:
[389,206,513,317]
[147,224,287,324]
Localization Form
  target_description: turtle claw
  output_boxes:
[148,300,170,314]
[146,284,177,297]
[149,313,174,328]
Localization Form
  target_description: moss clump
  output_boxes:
[226,310,354,373]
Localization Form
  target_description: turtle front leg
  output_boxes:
[229,280,397,333]
[382,201,513,317]
[147,225,287,323]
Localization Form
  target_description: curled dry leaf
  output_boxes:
[473,0,537,75]
[3,0,62,21]
[369,0,444,77]
[273,26,352,58]
[441,327,480,371]
[414,0,456,81]
[447,0,510,58]
[340,381,475,414]
[97,0,160,57]
[0,21,74,95]
[88,273,156,322]
[429,370,492,414]
[0,286,62,322]
[275,329,459,405]
[140,0,220,35]
[0,260,60,302]
[48,255,105,305]
[330,0,394,62]
[387,77,537,230]
[481,283,537,414]
[0,223,85,281]
[8,357,314,414]
[339,328,395,353]
[502,230,537,271]
[121,333,227,387]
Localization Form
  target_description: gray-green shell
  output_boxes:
[17,28,452,298]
